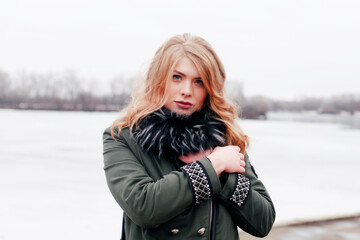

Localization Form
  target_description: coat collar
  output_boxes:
[133,107,226,159]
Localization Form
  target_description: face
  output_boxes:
[164,57,207,115]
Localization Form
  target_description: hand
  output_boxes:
[207,146,245,176]
[179,149,212,164]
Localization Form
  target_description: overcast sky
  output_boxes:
[1,0,360,100]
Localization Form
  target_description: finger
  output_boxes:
[235,152,244,161]
[232,145,240,152]
[239,160,246,167]
[239,166,245,174]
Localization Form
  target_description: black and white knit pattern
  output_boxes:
[133,107,226,159]
[229,174,250,208]
[180,161,212,204]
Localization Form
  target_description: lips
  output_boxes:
[175,101,193,109]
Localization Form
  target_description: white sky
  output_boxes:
[1,0,360,100]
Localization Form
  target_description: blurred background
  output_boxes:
[1,0,360,239]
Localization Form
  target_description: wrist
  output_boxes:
[207,156,223,176]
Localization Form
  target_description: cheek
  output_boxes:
[164,83,177,106]
[164,84,174,99]
[165,83,178,96]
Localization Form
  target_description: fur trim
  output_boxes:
[133,107,226,159]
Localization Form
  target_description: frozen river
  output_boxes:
[1,109,360,239]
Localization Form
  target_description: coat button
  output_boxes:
[197,227,206,235]
[171,229,180,235]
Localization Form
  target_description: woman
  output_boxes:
[103,33,275,239]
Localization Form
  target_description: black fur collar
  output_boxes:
[133,107,226,159]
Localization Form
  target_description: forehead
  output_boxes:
[174,57,200,78]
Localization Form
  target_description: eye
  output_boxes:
[195,79,204,85]
[173,75,182,81]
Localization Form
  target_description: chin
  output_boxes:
[170,107,195,116]
[175,110,192,116]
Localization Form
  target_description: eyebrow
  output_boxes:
[174,70,202,80]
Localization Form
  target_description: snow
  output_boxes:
[1,109,360,239]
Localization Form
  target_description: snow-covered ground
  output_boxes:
[1,109,360,239]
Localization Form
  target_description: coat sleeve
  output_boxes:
[217,153,276,237]
[102,127,222,229]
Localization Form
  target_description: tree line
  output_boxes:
[1,69,359,119]
[234,94,360,119]
[0,69,131,112]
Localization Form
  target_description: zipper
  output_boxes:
[209,198,213,239]
[209,197,218,240]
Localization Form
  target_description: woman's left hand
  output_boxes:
[179,149,212,164]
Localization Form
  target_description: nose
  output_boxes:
[181,80,192,97]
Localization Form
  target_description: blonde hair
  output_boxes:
[111,33,249,153]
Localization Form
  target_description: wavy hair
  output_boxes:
[111,33,249,153]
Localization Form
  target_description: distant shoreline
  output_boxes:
[267,111,360,129]
[2,107,359,129]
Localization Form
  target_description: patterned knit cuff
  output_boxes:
[229,173,250,208]
[180,161,212,205]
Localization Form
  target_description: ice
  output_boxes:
[1,109,360,239]
[0,110,122,240]
[241,119,360,224]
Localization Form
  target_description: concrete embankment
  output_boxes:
[239,214,360,240]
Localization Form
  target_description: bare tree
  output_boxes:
[226,80,246,110]
[0,70,11,104]
[241,96,271,119]
[108,75,132,108]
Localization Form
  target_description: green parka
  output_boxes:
[103,127,275,239]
